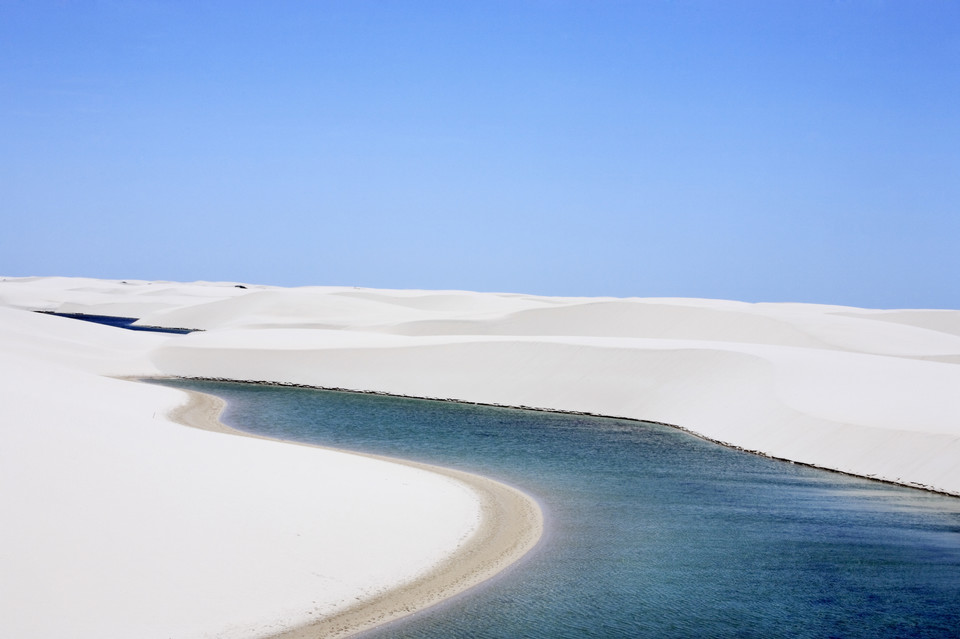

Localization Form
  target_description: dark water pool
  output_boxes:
[38,311,196,333]
[159,379,960,639]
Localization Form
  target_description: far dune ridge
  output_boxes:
[5,276,960,496]
[1,276,959,639]
[147,287,960,495]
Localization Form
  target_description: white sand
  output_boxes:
[0,280,541,638]
[2,276,959,637]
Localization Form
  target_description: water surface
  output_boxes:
[39,312,196,333]
[161,380,960,639]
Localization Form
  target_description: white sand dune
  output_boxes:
[1,275,959,637]
[0,279,538,639]
[132,281,960,494]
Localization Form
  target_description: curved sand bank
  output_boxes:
[170,387,543,639]
[0,299,526,638]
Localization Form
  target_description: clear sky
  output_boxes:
[2,1,958,308]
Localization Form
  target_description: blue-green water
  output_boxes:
[161,380,960,639]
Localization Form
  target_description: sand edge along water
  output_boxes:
[168,385,545,639]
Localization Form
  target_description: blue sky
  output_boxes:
[2,1,958,308]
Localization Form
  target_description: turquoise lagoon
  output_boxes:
[160,380,960,639]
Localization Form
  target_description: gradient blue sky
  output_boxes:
[2,1,958,308]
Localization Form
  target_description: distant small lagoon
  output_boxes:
[162,380,960,639]
[38,312,196,334]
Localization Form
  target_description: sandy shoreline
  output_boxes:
[171,376,960,499]
[168,385,544,639]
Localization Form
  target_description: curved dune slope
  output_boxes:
[0,279,534,639]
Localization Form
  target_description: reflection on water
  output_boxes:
[160,380,960,639]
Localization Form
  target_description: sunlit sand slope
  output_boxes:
[0,283,496,638]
